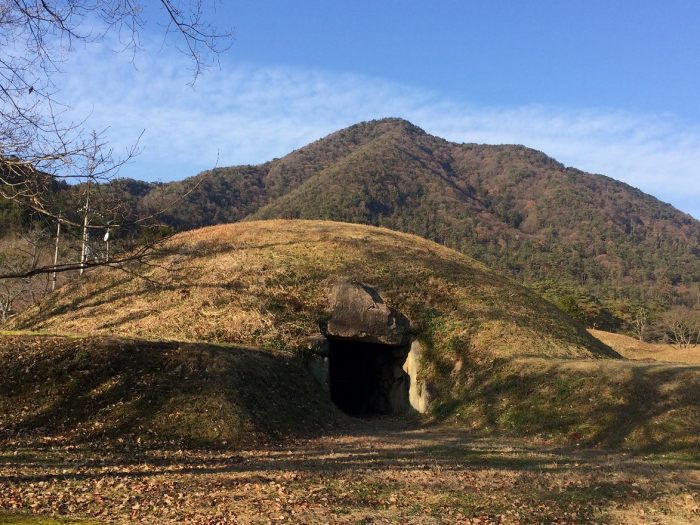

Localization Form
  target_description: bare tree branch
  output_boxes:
[0,0,232,298]
[0,231,171,280]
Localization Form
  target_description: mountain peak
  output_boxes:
[335,117,428,140]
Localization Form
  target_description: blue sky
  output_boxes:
[226,1,698,118]
[58,1,700,218]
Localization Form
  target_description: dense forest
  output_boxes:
[2,118,699,334]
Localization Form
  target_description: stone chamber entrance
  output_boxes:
[310,280,429,417]
[328,338,410,416]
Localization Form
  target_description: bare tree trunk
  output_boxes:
[632,307,649,343]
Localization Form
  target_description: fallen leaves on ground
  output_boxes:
[0,421,698,524]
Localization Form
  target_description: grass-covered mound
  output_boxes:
[0,334,336,446]
[18,220,613,362]
[7,221,700,452]
[439,357,700,454]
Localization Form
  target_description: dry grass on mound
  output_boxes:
[590,329,700,365]
[16,220,613,365]
[0,334,336,447]
[440,356,700,453]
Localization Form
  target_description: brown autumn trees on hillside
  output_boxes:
[661,307,700,348]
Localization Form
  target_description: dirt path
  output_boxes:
[1,419,699,524]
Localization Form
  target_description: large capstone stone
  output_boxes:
[325,281,410,345]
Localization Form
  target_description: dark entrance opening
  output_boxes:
[328,338,410,416]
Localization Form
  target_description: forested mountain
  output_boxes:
[3,118,699,328]
[133,119,699,313]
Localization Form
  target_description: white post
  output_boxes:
[79,188,90,276]
[104,228,110,263]
[51,215,61,291]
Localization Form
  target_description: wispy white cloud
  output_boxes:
[59,43,700,219]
